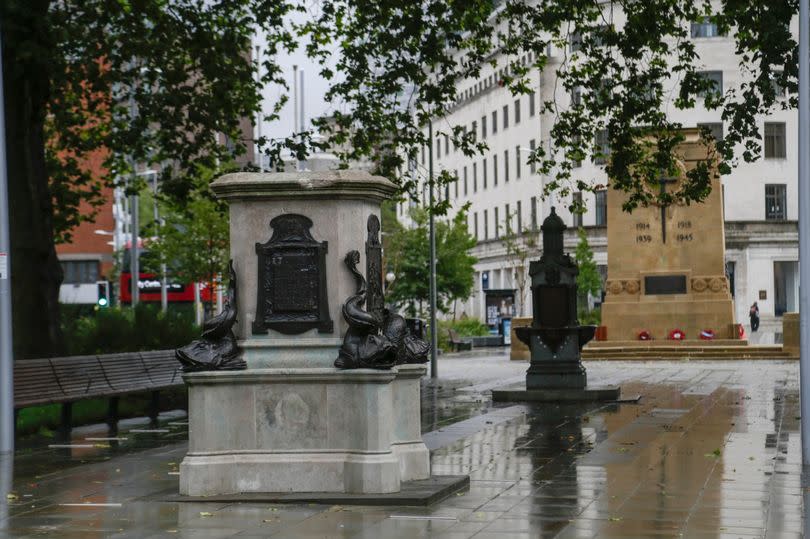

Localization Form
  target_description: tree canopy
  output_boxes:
[2,0,799,357]
[308,0,797,212]
[3,0,302,356]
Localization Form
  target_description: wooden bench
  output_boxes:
[14,350,183,437]
[448,329,473,352]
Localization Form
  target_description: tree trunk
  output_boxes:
[3,1,64,358]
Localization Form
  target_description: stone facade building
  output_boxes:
[399,5,797,340]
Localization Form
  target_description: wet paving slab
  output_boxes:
[0,351,806,538]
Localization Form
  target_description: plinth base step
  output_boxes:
[165,475,469,507]
[492,385,621,402]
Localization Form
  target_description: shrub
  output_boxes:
[62,304,198,355]
[578,306,601,326]
[436,317,491,352]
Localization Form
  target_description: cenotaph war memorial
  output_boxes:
[173,171,465,501]
[599,128,737,342]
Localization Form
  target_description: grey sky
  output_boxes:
[254,27,339,142]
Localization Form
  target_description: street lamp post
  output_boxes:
[0,28,14,455]
[428,121,438,379]
[798,0,810,469]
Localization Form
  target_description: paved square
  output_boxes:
[0,351,804,538]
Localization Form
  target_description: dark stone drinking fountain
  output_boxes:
[493,208,620,402]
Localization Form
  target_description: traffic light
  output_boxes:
[97,281,110,307]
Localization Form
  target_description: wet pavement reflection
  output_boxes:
[0,352,804,538]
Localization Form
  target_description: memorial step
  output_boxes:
[581,345,795,360]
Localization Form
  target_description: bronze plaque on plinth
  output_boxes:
[252,214,333,335]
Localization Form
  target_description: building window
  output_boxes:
[444,134,449,154]
[529,139,536,174]
[473,162,478,193]
[471,121,477,143]
[764,122,786,158]
[697,122,724,143]
[492,110,498,134]
[771,70,786,98]
[483,158,488,189]
[454,170,459,198]
[481,116,487,139]
[494,206,500,238]
[594,130,610,165]
[493,154,498,186]
[503,105,509,129]
[436,136,441,159]
[505,203,511,233]
[516,200,522,232]
[570,31,582,52]
[421,145,425,165]
[571,86,582,106]
[484,209,489,240]
[514,99,521,124]
[474,212,479,240]
[691,17,722,38]
[463,166,468,196]
[696,70,723,98]
[444,184,449,201]
[571,134,582,168]
[61,260,99,284]
[529,92,536,116]
[531,196,538,230]
[515,146,521,179]
[765,184,787,220]
[504,150,510,182]
[595,190,607,226]
[573,192,583,227]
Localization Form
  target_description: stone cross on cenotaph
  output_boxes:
[600,128,737,341]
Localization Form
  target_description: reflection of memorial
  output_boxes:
[177,171,456,498]
[600,129,737,341]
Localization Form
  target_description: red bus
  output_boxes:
[119,247,214,304]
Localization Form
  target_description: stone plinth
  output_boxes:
[177,170,438,498]
[600,129,736,341]
[180,366,430,496]
[210,171,397,368]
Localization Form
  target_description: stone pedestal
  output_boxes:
[180,367,429,496]
[178,171,439,498]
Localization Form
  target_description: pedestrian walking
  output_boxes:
[749,301,760,332]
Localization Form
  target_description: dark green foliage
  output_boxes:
[146,192,230,314]
[386,208,478,316]
[2,0,300,357]
[61,304,198,356]
[578,307,601,326]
